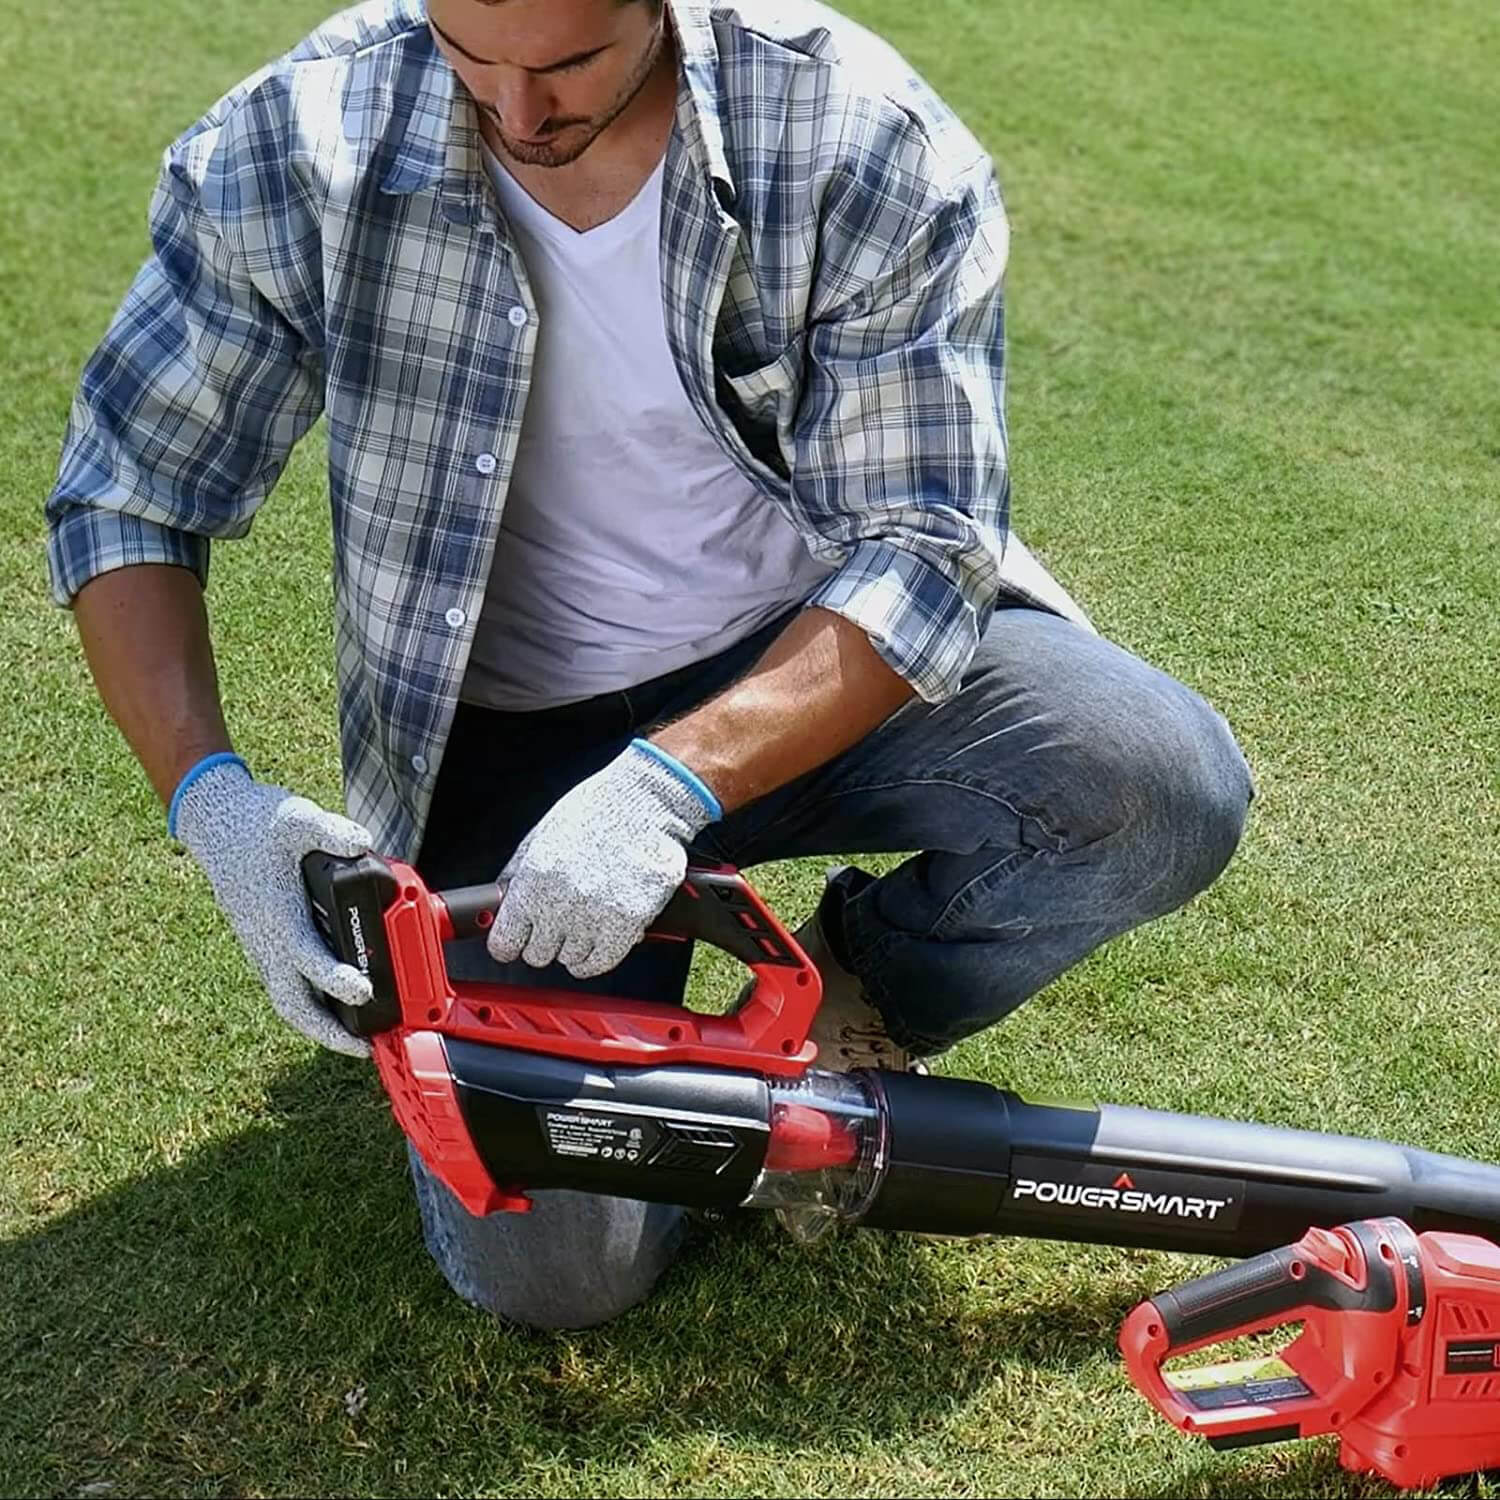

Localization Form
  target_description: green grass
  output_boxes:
[2,0,1497,1495]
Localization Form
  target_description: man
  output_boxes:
[45,0,1254,1329]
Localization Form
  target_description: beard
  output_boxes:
[485,20,668,169]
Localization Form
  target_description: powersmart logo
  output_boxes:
[346,904,370,975]
[1012,1178,1234,1221]
[1006,1155,1244,1230]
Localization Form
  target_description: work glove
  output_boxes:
[170,754,376,1057]
[488,739,721,979]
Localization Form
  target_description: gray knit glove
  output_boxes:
[170,755,376,1057]
[489,739,721,979]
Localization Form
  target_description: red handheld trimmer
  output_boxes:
[1122,1217,1500,1488]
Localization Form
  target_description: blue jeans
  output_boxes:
[410,606,1254,1328]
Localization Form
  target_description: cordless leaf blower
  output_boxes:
[303,853,1500,1255]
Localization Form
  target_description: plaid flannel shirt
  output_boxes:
[45,0,1086,862]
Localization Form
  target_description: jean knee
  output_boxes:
[408,1144,688,1330]
[1147,695,1254,904]
[466,1228,684,1331]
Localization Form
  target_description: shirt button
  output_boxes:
[445,606,467,629]
[475,452,497,475]
[411,754,429,775]
[507,305,529,328]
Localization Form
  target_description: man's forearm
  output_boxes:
[649,606,915,815]
[72,564,233,808]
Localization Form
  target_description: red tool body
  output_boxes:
[1121,1217,1500,1488]
[304,853,828,1214]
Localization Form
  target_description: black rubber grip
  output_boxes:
[1154,1247,1312,1345]
[301,856,808,1039]
[1152,1225,1397,1348]
[432,867,804,968]
[442,882,504,941]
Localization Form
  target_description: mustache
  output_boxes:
[481,104,585,139]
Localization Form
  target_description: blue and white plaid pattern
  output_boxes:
[46,0,1053,862]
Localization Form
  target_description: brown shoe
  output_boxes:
[735,869,927,1073]
[791,904,914,1072]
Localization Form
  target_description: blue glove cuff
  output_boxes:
[631,739,723,821]
[167,752,250,839]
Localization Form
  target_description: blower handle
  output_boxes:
[433,865,805,972]
[437,880,503,941]
[301,852,822,1065]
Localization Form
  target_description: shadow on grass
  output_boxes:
[1141,1449,1495,1500]
[1,1054,1167,1498]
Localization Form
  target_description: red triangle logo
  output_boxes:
[1114,1172,1135,1190]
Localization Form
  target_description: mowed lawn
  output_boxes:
[2,0,1496,1495]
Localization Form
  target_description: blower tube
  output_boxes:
[442,1041,1500,1256]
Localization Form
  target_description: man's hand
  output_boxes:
[173,756,376,1056]
[488,740,721,979]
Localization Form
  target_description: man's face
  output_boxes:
[427,0,668,168]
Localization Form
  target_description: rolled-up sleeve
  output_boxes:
[45,116,323,606]
[796,133,1011,704]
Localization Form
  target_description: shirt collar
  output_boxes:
[378,0,735,207]
[667,0,736,198]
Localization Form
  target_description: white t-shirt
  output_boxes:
[460,142,833,711]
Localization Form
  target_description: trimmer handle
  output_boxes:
[1151,1234,1385,1350]
[1120,1218,1419,1449]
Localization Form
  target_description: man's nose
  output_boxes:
[493,74,553,139]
